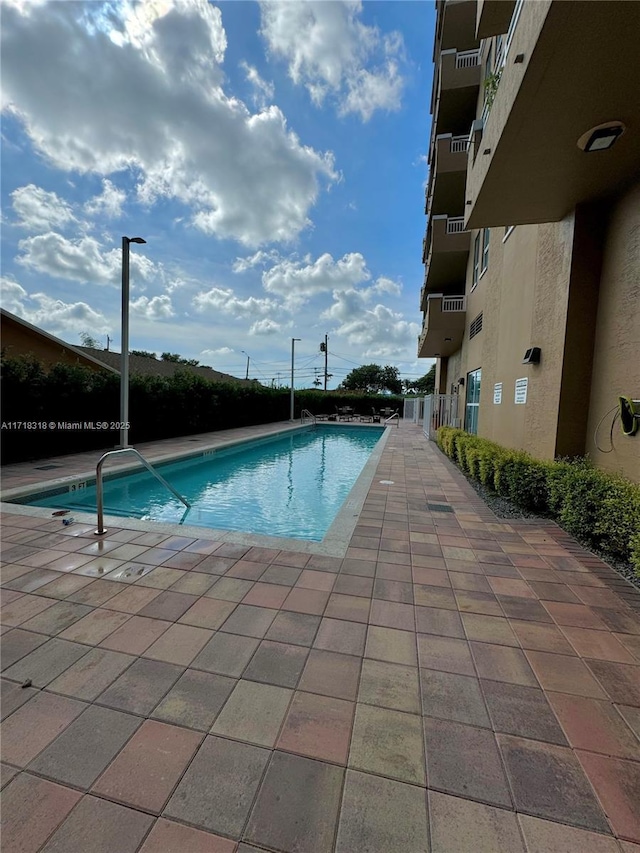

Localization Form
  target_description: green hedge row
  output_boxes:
[437,427,640,576]
[0,355,403,464]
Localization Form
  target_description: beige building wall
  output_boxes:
[585,181,640,482]
[1,317,107,373]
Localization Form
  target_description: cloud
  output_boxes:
[85,179,126,219]
[1,275,110,339]
[232,248,281,274]
[372,276,402,296]
[193,286,278,319]
[1,0,336,246]
[259,1,405,121]
[16,231,158,287]
[11,183,77,231]
[262,251,370,308]
[201,346,233,356]
[131,294,175,320]
[241,60,275,107]
[322,288,419,357]
[249,317,281,336]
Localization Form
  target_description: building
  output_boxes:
[419,0,640,482]
[0,309,250,385]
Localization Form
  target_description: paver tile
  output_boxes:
[144,623,214,665]
[4,568,65,593]
[212,680,292,746]
[417,634,475,676]
[19,600,92,636]
[562,626,637,662]
[99,615,170,655]
[617,704,640,739]
[420,668,491,727]
[415,606,464,638]
[245,751,344,853]
[195,555,237,576]
[135,567,187,590]
[298,649,361,700]
[462,613,519,646]
[548,692,640,759]
[296,569,335,592]
[260,564,302,585]
[544,601,607,629]
[98,657,183,714]
[100,584,162,613]
[92,719,202,812]
[29,704,141,788]
[471,642,538,686]
[226,559,268,580]
[48,647,135,700]
[334,574,373,597]
[585,659,640,705]
[138,590,198,621]
[487,577,535,598]
[0,773,82,853]
[424,718,511,807]
[335,769,428,853]
[325,593,371,622]
[153,668,235,730]
[243,639,309,688]
[358,658,420,713]
[169,571,217,596]
[278,690,354,763]
[518,814,619,853]
[313,617,367,655]
[206,576,254,602]
[59,608,130,644]
[65,580,124,607]
[526,650,608,698]
[40,795,153,853]
[498,734,610,833]
[282,587,330,615]
[349,703,425,785]
[454,590,502,616]
[429,789,525,853]
[138,818,236,853]
[165,735,270,838]
[481,680,567,744]
[243,581,291,608]
[220,604,278,638]
[1,677,37,720]
[2,637,88,687]
[1,691,86,766]
[577,751,640,843]
[178,597,237,630]
[192,631,260,676]
[511,620,576,654]
[1,593,55,626]
[365,625,417,665]
[369,599,415,630]
[0,628,48,670]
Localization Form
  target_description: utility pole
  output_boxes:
[241,350,250,380]
[106,335,112,352]
[320,334,329,390]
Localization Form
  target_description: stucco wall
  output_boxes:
[585,181,640,482]
[1,319,107,372]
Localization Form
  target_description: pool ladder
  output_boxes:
[300,409,317,424]
[383,412,400,428]
[94,447,191,536]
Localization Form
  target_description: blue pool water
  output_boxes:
[23,426,384,541]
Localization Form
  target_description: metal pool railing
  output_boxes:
[300,409,317,424]
[384,412,400,428]
[94,447,190,536]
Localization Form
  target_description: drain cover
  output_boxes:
[427,503,454,513]
[35,464,61,470]
[379,480,395,485]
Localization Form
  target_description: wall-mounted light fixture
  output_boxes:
[444,337,452,342]
[514,53,525,63]
[577,121,626,153]
[458,377,465,387]
[522,347,541,364]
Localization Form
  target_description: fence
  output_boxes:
[422,394,460,440]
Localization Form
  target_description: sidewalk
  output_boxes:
[1,422,639,852]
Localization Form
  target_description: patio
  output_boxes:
[1,421,639,853]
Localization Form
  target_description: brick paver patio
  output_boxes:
[1,422,639,852]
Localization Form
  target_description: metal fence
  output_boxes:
[422,394,460,440]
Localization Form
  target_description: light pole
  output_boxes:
[241,350,250,380]
[290,337,301,421]
[120,235,146,448]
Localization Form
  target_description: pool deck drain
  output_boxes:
[1,421,640,852]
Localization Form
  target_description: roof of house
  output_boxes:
[75,347,251,385]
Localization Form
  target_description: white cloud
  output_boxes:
[322,288,420,358]
[2,0,336,246]
[241,60,275,107]
[11,184,77,231]
[201,346,233,356]
[232,249,281,274]
[1,275,110,339]
[249,318,281,336]
[372,276,402,296]
[262,251,370,308]
[85,179,126,219]
[259,1,405,121]
[16,231,158,287]
[193,286,278,319]
[131,294,175,320]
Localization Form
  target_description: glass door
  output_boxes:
[465,368,481,435]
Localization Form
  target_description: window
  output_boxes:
[465,368,481,435]
[481,228,490,274]
[472,233,481,289]
[503,225,515,242]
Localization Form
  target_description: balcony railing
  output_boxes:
[446,217,466,234]
[455,48,481,69]
[450,135,469,153]
[442,295,466,312]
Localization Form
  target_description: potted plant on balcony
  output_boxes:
[483,70,502,112]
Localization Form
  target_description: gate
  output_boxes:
[403,397,425,424]
[422,394,460,440]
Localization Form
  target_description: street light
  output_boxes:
[241,350,250,381]
[120,235,146,448]
[290,337,301,421]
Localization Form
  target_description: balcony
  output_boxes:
[465,0,640,228]
[418,294,467,359]
[428,134,469,216]
[433,48,482,137]
[476,0,515,39]
[435,0,479,54]
[423,215,471,296]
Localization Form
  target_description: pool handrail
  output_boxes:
[384,412,400,428]
[300,409,316,424]
[94,447,191,536]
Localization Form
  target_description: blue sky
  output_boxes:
[1,0,435,389]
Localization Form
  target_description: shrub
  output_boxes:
[435,426,640,576]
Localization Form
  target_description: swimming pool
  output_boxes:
[20,425,385,541]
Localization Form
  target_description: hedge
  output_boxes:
[437,426,640,576]
[0,354,404,464]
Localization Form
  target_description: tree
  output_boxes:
[79,332,101,348]
[161,352,200,366]
[131,350,157,359]
[340,364,402,395]
[409,364,436,395]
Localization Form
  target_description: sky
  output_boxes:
[1,0,435,390]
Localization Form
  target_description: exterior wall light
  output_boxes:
[523,347,541,364]
[577,122,626,152]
